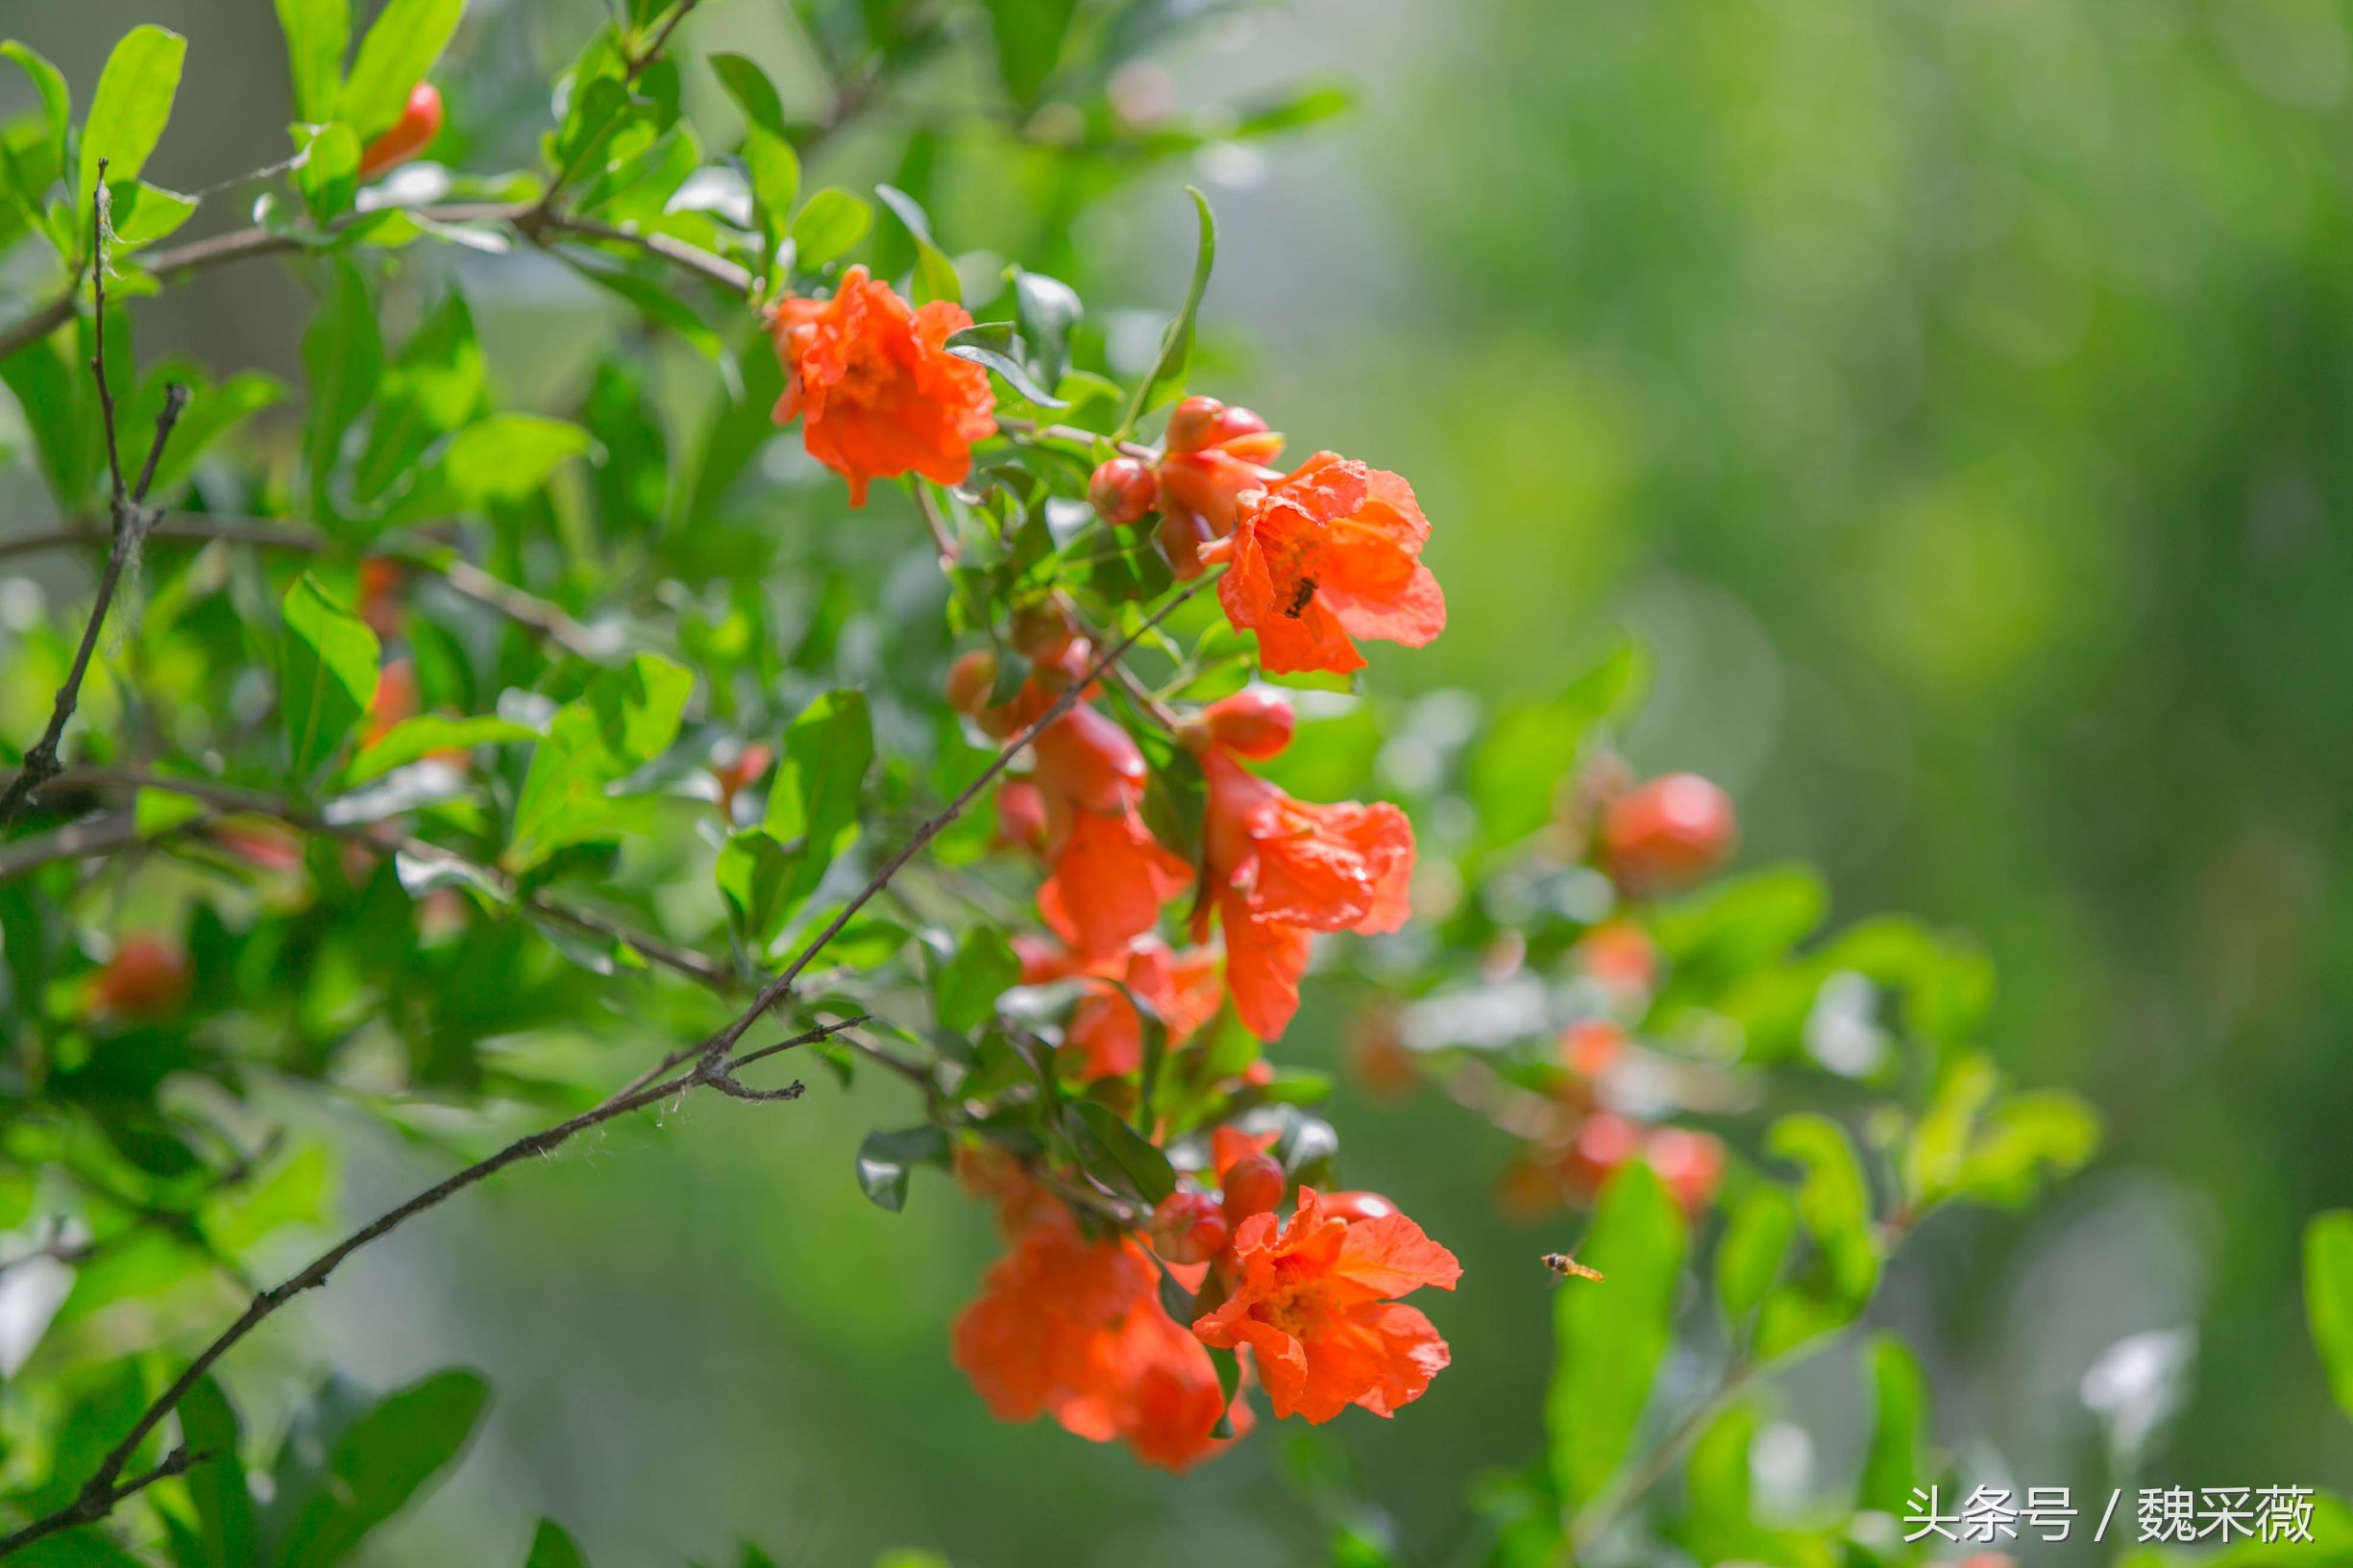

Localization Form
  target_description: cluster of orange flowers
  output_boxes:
[764,270,1461,1465]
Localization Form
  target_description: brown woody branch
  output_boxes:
[1,172,189,828]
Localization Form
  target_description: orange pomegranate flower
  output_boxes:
[1033,704,1192,962]
[1201,452,1445,675]
[1192,1186,1460,1423]
[769,265,995,505]
[1197,747,1414,1040]
[953,1204,1247,1469]
[1016,935,1225,1079]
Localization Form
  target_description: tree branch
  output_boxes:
[0,176,189,829]
[0,1009,862,1558]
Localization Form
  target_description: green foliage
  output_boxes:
[1545,1163,1685,1509]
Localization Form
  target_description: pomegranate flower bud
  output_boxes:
[359,83,445,180]
[1165,396,1268,455]
[1009,600,1078,665]
[1220,1151,1287,1224]
[1089,457,1159,526]
[1149,1189,1232,1265]
[946,649,999,716]
[1200,688,1295,759]
[1599,773,1739,894]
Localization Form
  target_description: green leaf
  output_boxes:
[875,184,959,306]
[78,25,186,215]
[1116,185,1215,436]
[280,574,381,784]
[337,0,462,139]
[507,653,693,870]
[761,689,872,909]
[437,413,595,508]
[272,1369,488,1568]
[1715,1186,1795,1329]
[1137,740,1206,866]
[944,331,1067,408]
[1468,636,1646,856]
[133,786,207,839]
[1753,1114,1881,1360]
[709,54,799,276]
[300,257,381,521]
[523,1520,589,1568]
[935,925,1018,1032]
[716,828,795,949]
[1233,81,1356,139]
[855,1125,949,1213]
[1066,1100,1178,1204]
[1,334,98,505]
[791,187,870,271]
[295,123,360,223]
[1859,1335,1931,1506]
[181,1377,258,1568]
[2307,1211,2353,1422]
[274,0,351,125]
[347,714,539,784]
[352,290,482,503]
[105,180,197,248]
[982,0,1078,109]
[2,42,71,172]
[1011,267,1081,387]
[1546,1162,1686,1509]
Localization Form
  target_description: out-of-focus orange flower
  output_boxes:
[1576,921,1657,996]
[994,778,1049,853]
[87,934,190,1021]
[1197,748,1414,1040]
[711,742,772,817]
[1598,773,1738,894]
[1643,1126,1726,1214]
[364,656,420,747]
[1560,1019,1626,1079]
[1562,1112,1645,1203]
[355,557,404,638]
[769,266,995,505]
[953,1204,1245,1470]
[1017,935,1225,1079]
[1195,688,1295,759]
[1203,452,1445,675]
[1034,704,1191,963]
[1193,1186,1460,1423]
[1347,1005,1420,1100]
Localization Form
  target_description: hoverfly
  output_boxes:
[1541,1251,1605,1284]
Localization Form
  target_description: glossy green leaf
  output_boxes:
[523,1520,589,1568]
[716,828,795,949]
[709,53,798,273]
[876,184,959,306]
[441,414,595,508]
[347,714,539,784]
[1,334,98,505]
[855,1125,949,1213]
[2307,1211,2353,1422]
[296,124,360,222]
[1715,1185,1795,1329]
[300,257,381,521]
[1859,1334,1931,1506]
[1468,635,1645,856]
[507,653,692,870]
[272,1368,488,1568]
[983,0,1078,108]
[181,1377,258,1568]
[1067,1100,1178,1204]
[2,42,70,171]
[761,688,872,908]
[281,575,381,784]
[338,0,462,139]
[274,0,351,125]
[1753,1114,1880,1359]
[791,186,870,271]
[1011,267,1081,387]
[1116,185,1215,435]
[1546,1162,1686,1509]
[936,925,1018,1032]
[78,25,186,213]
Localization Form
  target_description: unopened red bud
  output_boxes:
[1165,396,1269,455]
[1089,457,1159,526]
[1009,601,1078,665]
[1202,689,1295,759]
[1599,773,1738,894]
[1149,1189,1231,1264]
[88,935,190,1021]
[1220,1151,1287,1224]
[946,649,998,716]
[359,83,445,180]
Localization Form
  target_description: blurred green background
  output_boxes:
[7,0,2353,1561]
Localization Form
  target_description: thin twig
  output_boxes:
[1561,1358,1760,1559]
[624,0,701,79]
[0,178,189,828]
[0,1008,854,1557]
[913,483,961,565]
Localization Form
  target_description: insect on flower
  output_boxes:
[1541,1251,1605,1284]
